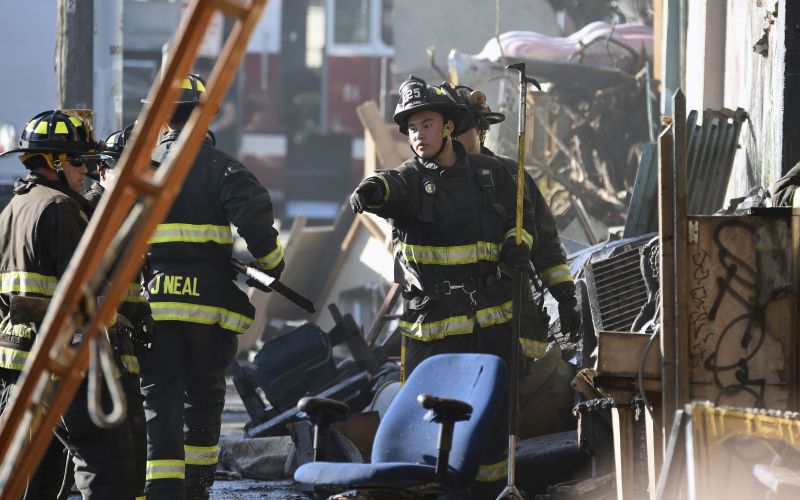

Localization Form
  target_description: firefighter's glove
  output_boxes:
[558,299,581,341]
[349,178,385,214]
[500,240,530,269]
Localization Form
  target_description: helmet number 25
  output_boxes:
[402,87,422,103]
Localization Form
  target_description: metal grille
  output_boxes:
[586,246,648,331]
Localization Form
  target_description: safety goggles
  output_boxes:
[65,156,87,167]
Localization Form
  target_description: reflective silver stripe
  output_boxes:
[184,444,219,465]
[255,240,284,269]
[0,272,58,296]
[148,223,233,244]
[146,459,185,480]
[475,300,513,328]
[399,241,500,266]
[0,346,29,371]
[149,302,253,334]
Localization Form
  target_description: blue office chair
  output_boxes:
[294,353,508,498]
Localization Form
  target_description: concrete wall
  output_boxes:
[684,0,726,112]
[392,0,559,87]
[0,0,58,132]
[682,1,787,201]
[722,0,785,197]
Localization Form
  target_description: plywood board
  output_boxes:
[686,214,793,408]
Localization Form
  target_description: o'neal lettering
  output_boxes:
[150,275,200,297]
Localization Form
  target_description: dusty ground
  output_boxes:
[210,378,313,499]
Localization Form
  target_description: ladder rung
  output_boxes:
[381,314,403,321]
[46,349,77,377]
[211,0,250,19]
[130,173,162,195]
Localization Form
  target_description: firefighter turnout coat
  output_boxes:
[365,142,544,357]
[0,174,94,370]
[146,132,284,335]
[484,148,575,300]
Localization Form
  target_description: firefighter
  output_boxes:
[442,82,581,344]
[82,124,151,499]
[0,110,138,499]
[140,74,285,500]
[349,75,536,498]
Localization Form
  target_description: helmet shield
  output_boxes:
[393,75,467,135]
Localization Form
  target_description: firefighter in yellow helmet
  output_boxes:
[139,75,285,499]
[0,110,139,499]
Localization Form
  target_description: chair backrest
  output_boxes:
[371,353,507,484]
[252,322,337,410]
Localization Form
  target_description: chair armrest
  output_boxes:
[417,394,472,423]
[297,396,351,426]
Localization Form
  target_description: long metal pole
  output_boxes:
[497,62,540,500]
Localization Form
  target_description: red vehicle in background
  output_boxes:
[240,0,394,222]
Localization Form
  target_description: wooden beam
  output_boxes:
[658,117,677,431]
[356,100,406,172]
[610,390,636,500]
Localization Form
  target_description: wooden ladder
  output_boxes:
[0,1,270,497]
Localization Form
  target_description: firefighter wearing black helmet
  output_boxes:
[349,75,536,498]
[82,122,152,499]
[139,74,285,500]
[443,82,581,345]
[0,110,139,499]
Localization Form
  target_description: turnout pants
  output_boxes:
[0,369,138,500]
[139,321,237,500]
[404,323,512,500]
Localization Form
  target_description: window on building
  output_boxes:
[333,0,370,44]
[381,0,393,46]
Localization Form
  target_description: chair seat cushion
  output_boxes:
[295,461,439,489]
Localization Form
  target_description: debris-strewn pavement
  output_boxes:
[213,377,313,499]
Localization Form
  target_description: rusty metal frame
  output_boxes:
[0,1,269,497]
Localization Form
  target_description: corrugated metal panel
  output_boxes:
[623,141,658,237]
[623,107,748,237]
[686,108,748,215]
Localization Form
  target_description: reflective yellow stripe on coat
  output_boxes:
[399,241,501,266]
[503,228,534,249]
[149,302,253,334]
[476,458,508,482]
[0,346,29,371]
[123,283,146,303]
[185,444,219,466]
[399,301,514,341]
[146,459,185,480]
[519,338,547,359]
[120,354,140,375]
[255,240,284,270]
[0,272,58,296]
[540,264,573,287]
[148,223,233,244]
